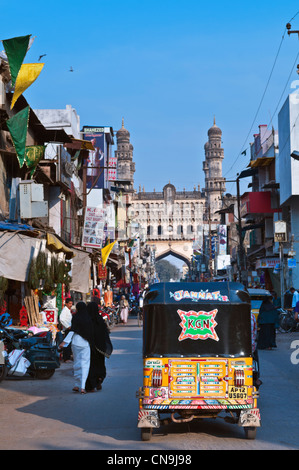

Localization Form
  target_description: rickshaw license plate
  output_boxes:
[228,386,248,399]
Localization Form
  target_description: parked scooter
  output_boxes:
[0,314,61,380]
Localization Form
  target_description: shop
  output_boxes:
[0,223,90,331]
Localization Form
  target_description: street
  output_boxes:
[0,318,299,451]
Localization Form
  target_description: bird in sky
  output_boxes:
[69,66,74,72]
[38,54,47,61]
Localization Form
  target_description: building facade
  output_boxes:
[130,120,227,267]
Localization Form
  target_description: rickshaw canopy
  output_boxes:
[143,282,252,358]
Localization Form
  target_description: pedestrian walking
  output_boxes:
[59,302,94,394]
[257,296,280,350]
[120,295,129,324]
[59,297,73,362]
[85,302,112,392]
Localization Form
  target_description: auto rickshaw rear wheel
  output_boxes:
[141,428,152,441]
[244,426,257,439]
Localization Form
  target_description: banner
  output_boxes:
[82,127,106,190]
[82,206,106,248]
[11,63,44,109]
[108,156,117,181]
[101,241,116,267]
[2,35,31,86]
[25,145,45,176]
[218,225,227,256]
[6,106,30,168]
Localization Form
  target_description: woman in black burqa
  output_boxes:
[257,297,280,350]
[85,301,112,392]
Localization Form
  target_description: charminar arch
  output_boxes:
[117,118,227,266]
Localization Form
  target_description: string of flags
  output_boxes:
[2,34,44,109]
[1,34,45,175]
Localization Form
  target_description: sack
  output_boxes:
[8,349,31,376]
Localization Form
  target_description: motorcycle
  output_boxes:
[0,313,61,380]
[278,308,297,333]
[99,304,120,329]
[99,306,114,329]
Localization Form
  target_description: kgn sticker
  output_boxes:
[177,309,219,342]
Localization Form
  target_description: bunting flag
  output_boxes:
[25,145,45,177]
[2,35,31,86]
[101,241,116,267]
[11,63,44,109]
[6,106,30,168]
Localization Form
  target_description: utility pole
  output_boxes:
[226,175,246,284]
[236,175,246,283]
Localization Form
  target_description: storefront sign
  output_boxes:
[255,258,279,269]
[82,206,106,248]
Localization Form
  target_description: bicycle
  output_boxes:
[278,308,298,333]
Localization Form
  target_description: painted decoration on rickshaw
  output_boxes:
[177,309,219,342]
[170,290,229,302]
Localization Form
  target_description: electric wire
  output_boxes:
[224,10,299,180]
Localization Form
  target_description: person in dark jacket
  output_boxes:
[85,302,112,392]
[257,297,280,350]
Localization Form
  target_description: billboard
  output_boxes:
[82,202,116,249]
[218,225,227,256]
[82,126,107,189]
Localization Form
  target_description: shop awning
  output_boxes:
[65,139,95,151]
[238,168,258,179]
[46,233,75,259]
[248,157,275,168]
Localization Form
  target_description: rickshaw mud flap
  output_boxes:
[238,408,261,427]
[138,410,160,428]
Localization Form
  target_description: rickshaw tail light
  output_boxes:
[234,369,245,387]
[152,369,162,388]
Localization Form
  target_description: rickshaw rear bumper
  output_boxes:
[137,406,261,429]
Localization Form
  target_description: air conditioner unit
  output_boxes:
[19,181,48,219]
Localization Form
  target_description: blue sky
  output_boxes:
[2,0,299,196]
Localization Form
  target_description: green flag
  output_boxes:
[2,35,31,86]
[25,145,45,177]
[6,106,30,168]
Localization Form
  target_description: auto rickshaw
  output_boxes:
[137,281,261,441]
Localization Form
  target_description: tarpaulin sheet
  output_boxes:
[0,221,36,231]
[69,249,90,293]
[0,231,41,282]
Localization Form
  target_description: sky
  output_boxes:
[2,0,299,199]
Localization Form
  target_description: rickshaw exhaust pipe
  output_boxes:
[171,413,195,424]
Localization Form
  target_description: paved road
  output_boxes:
[0,318,299,450]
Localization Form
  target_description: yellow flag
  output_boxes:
[101,241,116,267]
[11,63,44,109]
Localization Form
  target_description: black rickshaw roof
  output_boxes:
[143,282,252,358]
[144,281,250,306]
